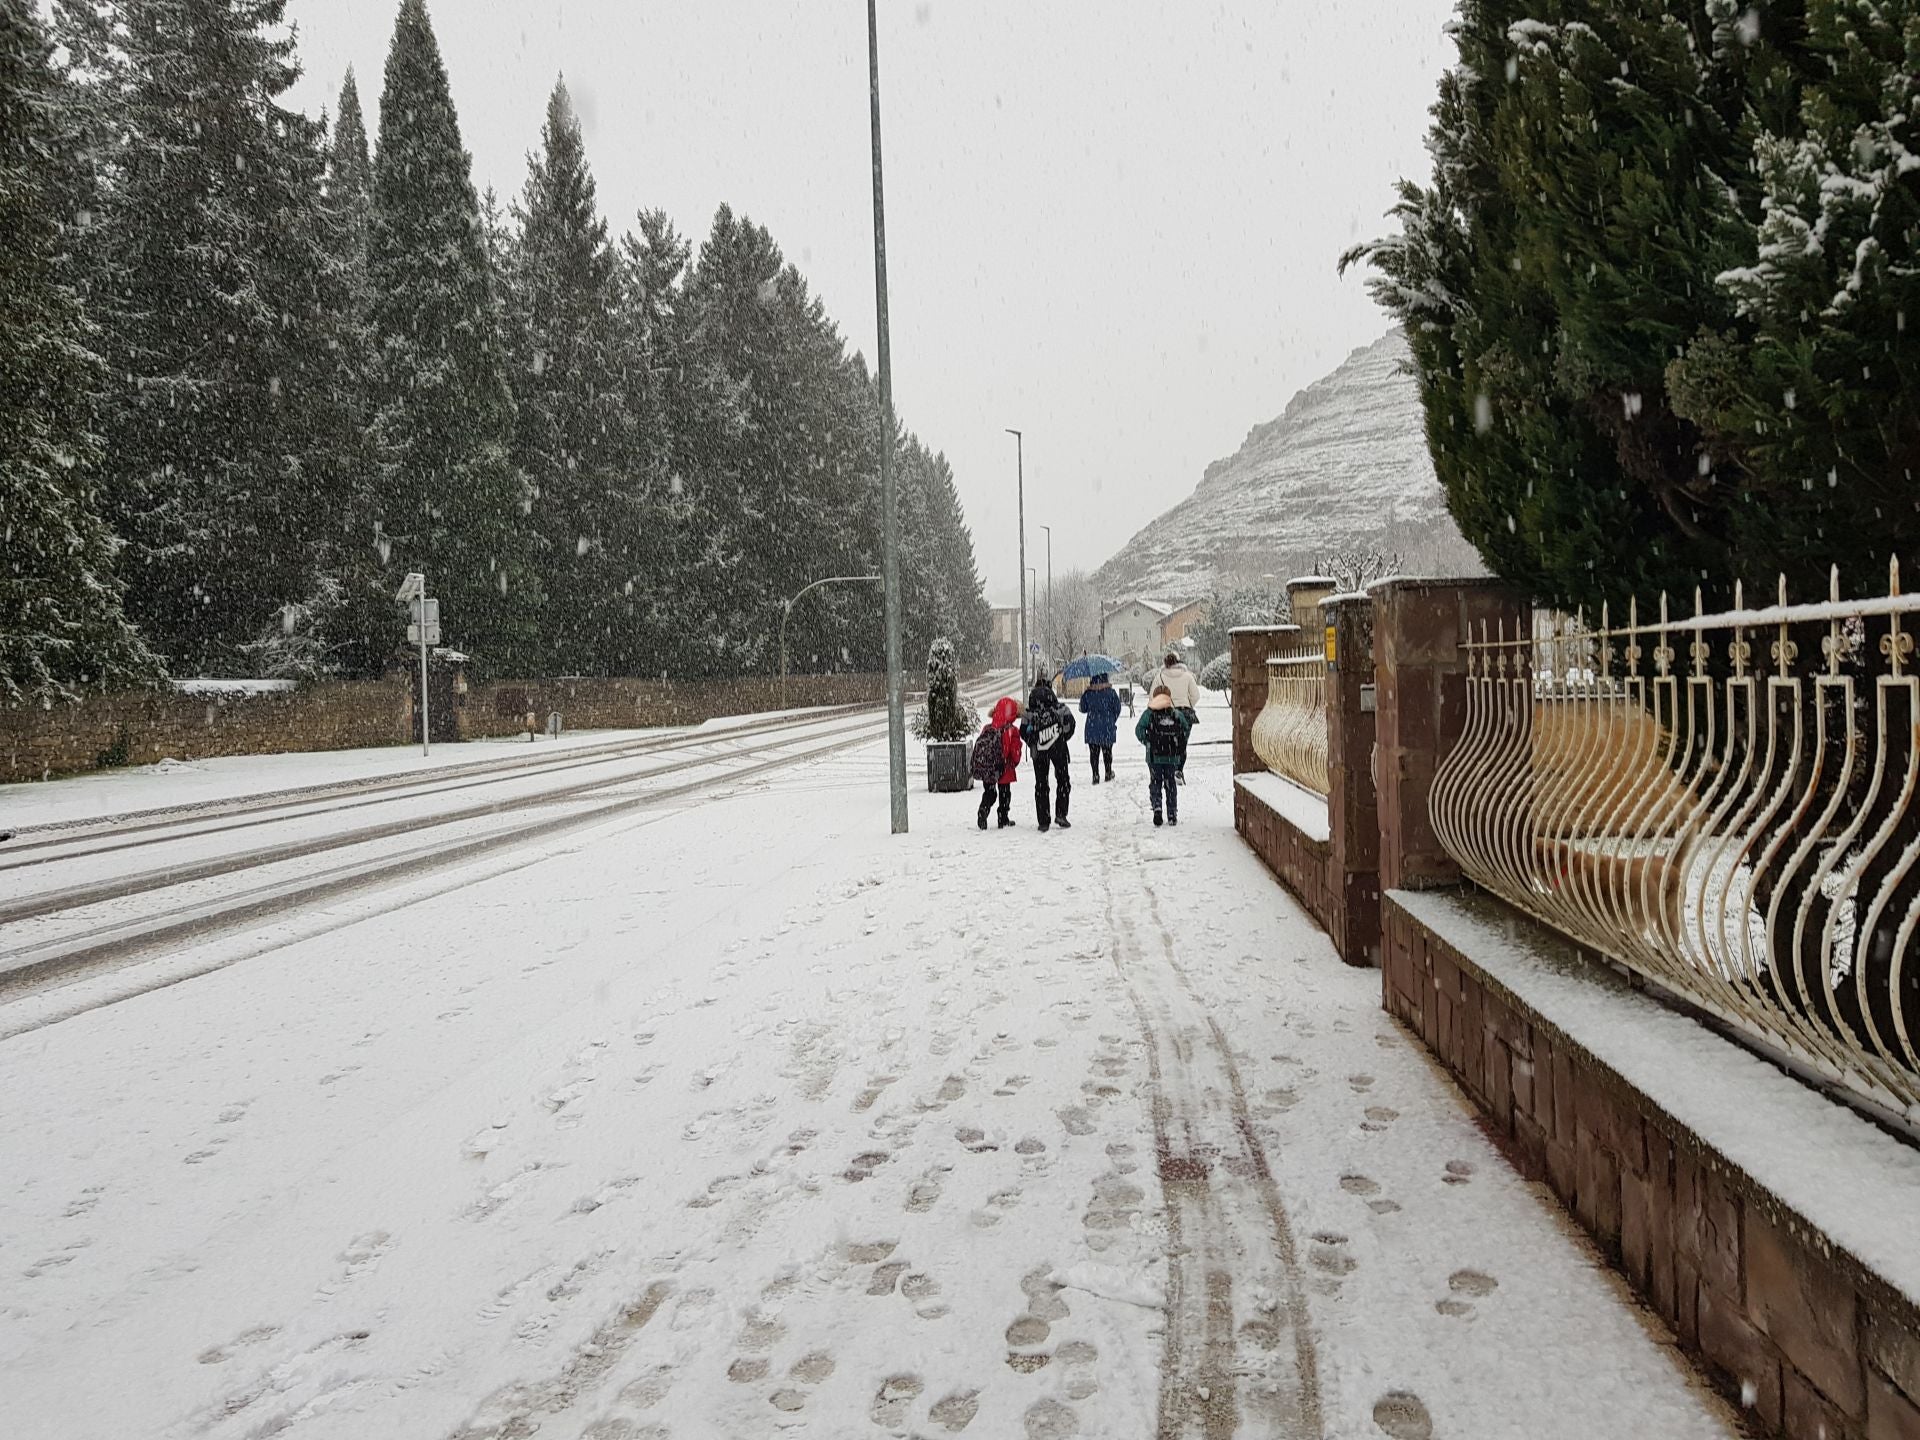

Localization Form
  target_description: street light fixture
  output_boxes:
[1006,428,1026,683]
[780,574,882,710]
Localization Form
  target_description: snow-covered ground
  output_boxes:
[0,705,1737,1439]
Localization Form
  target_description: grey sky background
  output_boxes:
[285,0,1457,606]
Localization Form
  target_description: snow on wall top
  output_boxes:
[1095,330,1483,600]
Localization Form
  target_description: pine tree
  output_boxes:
[287,68,390,680]
[505,80,651,674]
[85,0,346,675]
[680,206,878,676]
[0,0,156,704]
[368,0,539,674]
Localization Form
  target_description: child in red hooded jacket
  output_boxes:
[974,695,1024,829]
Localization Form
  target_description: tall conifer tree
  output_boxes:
[368,0,539,673]
[506,80,649,674]
[0,0,155,703]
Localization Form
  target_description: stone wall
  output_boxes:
[458,673,888,739]
[1,682,410,782]
[2,672,895,783]
[1384,891,1920,1440]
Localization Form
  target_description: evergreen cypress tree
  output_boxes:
[0,0,156,704]
[1345,0,1917,609]
[506,80,649,675]
[287,68,390,679]
[1669,2,1919,567]
[85,0,344,675]
[368,0,539,674]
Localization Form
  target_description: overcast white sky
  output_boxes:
[285,0,1456,605]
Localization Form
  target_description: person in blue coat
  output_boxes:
[1078,671,1122,784]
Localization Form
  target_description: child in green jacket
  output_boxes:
[1135,685,1192,826]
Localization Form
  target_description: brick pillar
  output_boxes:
[1372,579,1528,894]
[1228,624,1298,775]
[1323,594,1380,966]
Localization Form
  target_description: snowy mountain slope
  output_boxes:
[1096,331,1482,600]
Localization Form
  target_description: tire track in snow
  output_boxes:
[1100,831,1322,1439]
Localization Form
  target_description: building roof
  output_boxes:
[1102,597,1174,622]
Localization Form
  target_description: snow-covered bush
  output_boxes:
[912,637,977,741]
[1199,653,1232,692]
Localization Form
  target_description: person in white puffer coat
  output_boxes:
[1150,651,1200,779]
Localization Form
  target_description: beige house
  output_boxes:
[1101,598,1173,673]
[1160,599,1208,652]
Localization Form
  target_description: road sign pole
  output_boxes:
[417,581,430,758]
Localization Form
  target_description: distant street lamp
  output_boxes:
[1039,523,1053,661]
[1007,428,1026,682]
[1026,566,1039,677]
[780,574,881,709]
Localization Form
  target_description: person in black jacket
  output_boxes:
[1020,676,1076,832]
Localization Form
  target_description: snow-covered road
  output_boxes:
[0,715,1739,1439]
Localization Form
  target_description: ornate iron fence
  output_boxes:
[1251,644,1330,797]
[1431,563,1920,1121]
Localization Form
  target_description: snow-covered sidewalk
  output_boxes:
[0,725,1736,1439]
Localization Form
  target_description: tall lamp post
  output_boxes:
[1038,523,1052,665]
[1006,427,1026,682]
[1026,567,1039,678]
[867,0,907,835]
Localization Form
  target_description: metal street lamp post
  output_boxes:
[1026,566,1038,677]
[867,0,908,835]
[1039,523,1052,663]
[1006,428,1026,683]
[780,574,882,711]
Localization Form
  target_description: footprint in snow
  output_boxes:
[790,1350,836,1384]
[1372,1390,1435,1439]
[869,1260,910,1296]
[1442,1159,1476,1185]
[870,1373,924,1427]
[929,1389,981,1432]
[1361,1106,1399,1132]
[1025,1398,1080,1438]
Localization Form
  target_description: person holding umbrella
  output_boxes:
[1078,671,1121,783]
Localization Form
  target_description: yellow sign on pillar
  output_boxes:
[1324,624,1338,666]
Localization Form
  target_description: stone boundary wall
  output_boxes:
[1,682,410,782]
[3,672,897,782]
[1383,889,1920,1440]
[458,674,888,739]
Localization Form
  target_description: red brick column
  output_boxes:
[1323,594,1380,966]
[1371,579,1528,894]
[1228,625,1298,775]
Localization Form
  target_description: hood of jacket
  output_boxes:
[1027,680,1058,714]
[1148,691,1174,710]
[1087,675,1111,689]
[990,696,1022,728]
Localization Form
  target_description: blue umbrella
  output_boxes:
[1058,654,1126,681]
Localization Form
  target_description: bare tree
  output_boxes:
[1038,569,1103,667]
[1312,548,1403,594]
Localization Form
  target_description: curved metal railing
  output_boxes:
[1251,647,1329,797]
[1430,562,1920,1122]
